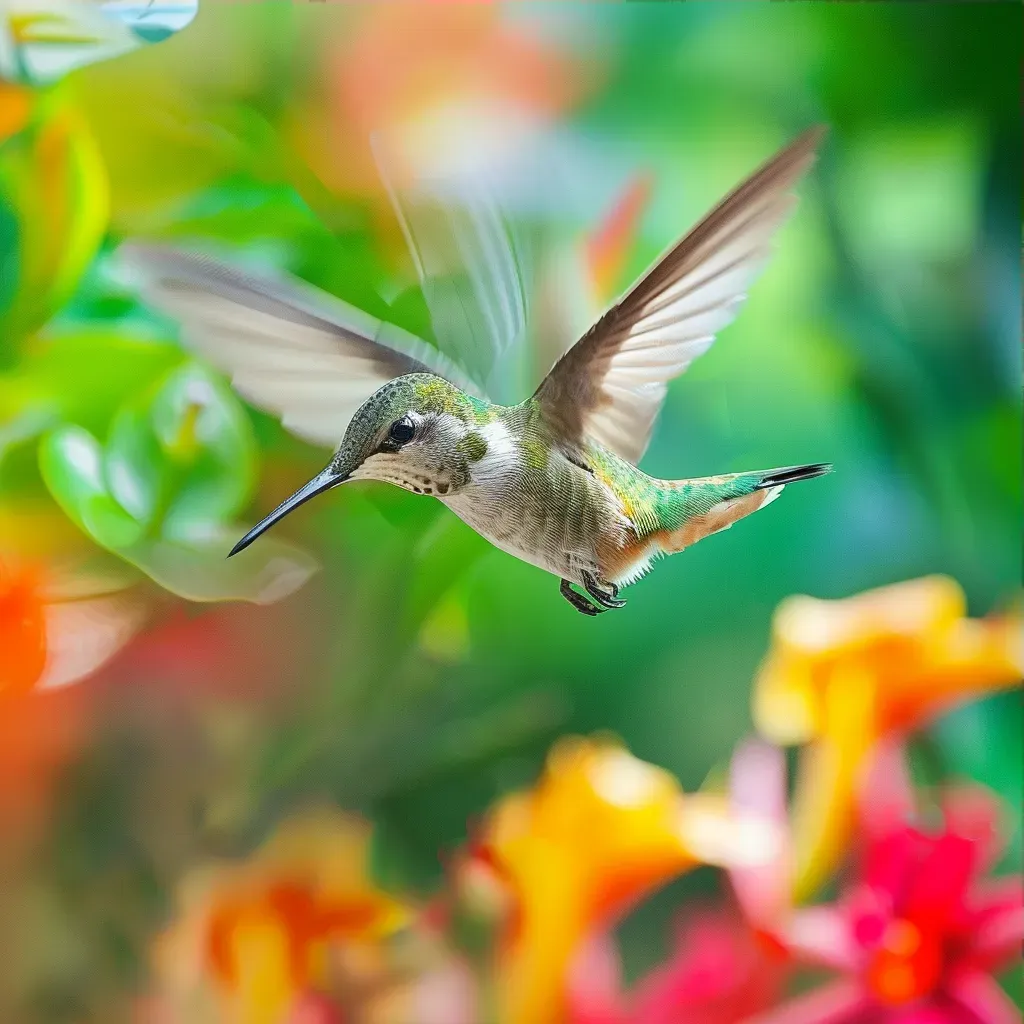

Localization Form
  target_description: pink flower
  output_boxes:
[568,908,788,1024]
[284,992,345,1024]
[754,756,1022,1024]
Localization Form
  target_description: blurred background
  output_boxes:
[0,3,1020,1023]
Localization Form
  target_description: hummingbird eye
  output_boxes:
[388,415,416,446]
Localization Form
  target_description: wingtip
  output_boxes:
[788,124,828,164]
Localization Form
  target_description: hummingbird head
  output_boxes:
[228,373,482,556]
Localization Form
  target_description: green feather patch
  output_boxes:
[458,432,488,463]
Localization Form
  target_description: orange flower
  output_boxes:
[753,576,1022,901]
[296,5,585,203]
[478,736,783,1024]
[0,556,131,846]
[0,558,47,696]
[155,810,411,1024]
[0,554,145,695]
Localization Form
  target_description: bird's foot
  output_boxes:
[560,578,605,616]
[581,571,627,610]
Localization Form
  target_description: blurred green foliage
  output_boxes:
[0,3,1019,1020]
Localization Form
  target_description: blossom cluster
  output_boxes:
[138,577,1022,1024]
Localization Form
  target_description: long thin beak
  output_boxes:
[228,466,348,557]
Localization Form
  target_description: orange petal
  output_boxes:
[881,614,1023,733]
[157,810,410,1022]
[0,559,48,695]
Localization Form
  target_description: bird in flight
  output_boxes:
[127,126,830,615]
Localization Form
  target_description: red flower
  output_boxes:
[568,909,788,1024]
[755,757,1022,1024]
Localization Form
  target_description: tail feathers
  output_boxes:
[653,461,831,554]
[757,462,833,488]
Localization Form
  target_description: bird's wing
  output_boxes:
[372,135,533,405]
[123,243,484,449]
[533,126,825,464]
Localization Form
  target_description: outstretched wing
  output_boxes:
[123,243,483,449]
[372,134,533,404]
[533,126,825,464]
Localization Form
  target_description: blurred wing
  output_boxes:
[123,243,483,449]
[372,136,531,402]
[534,126,825,464]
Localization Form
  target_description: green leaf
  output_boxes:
[104,405,164,527]
[32,361,314,604]
[0,332,182,436]
[146,363,257,539]
[0,406,54,471]
[168,176,324,247]
[121,527,318,605]
[39,425,143,549]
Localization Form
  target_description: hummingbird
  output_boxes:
[127,126,831,615]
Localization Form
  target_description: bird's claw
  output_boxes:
[582,571,627,609]
[560,578,605,615]
[559,574,626,614]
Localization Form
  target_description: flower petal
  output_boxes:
[858,740,915,842]
[727,739,792,928]
[746,978,869,1024]
[784,906,859,971]
[630,910,787,1024]
[946,968,1021,1024]
[940,786,1005,873]
[753,649,820,746]
[485,738,699,1024]
[790,665,877,901]
[964,877,1024,971]
[567,934,625,1024]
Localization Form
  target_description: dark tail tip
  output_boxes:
[759,463,834,488]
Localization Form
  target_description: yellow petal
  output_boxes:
[230,914,296,1024]
[485,738,704,1024]
[495,843,585,1024]
[753,651,821,745]
[789,664,877,902]
[773,576,965,657]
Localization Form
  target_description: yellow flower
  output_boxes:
[753,576,1022,902]
[480,736,781,1024]
[155,810,410,1024]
